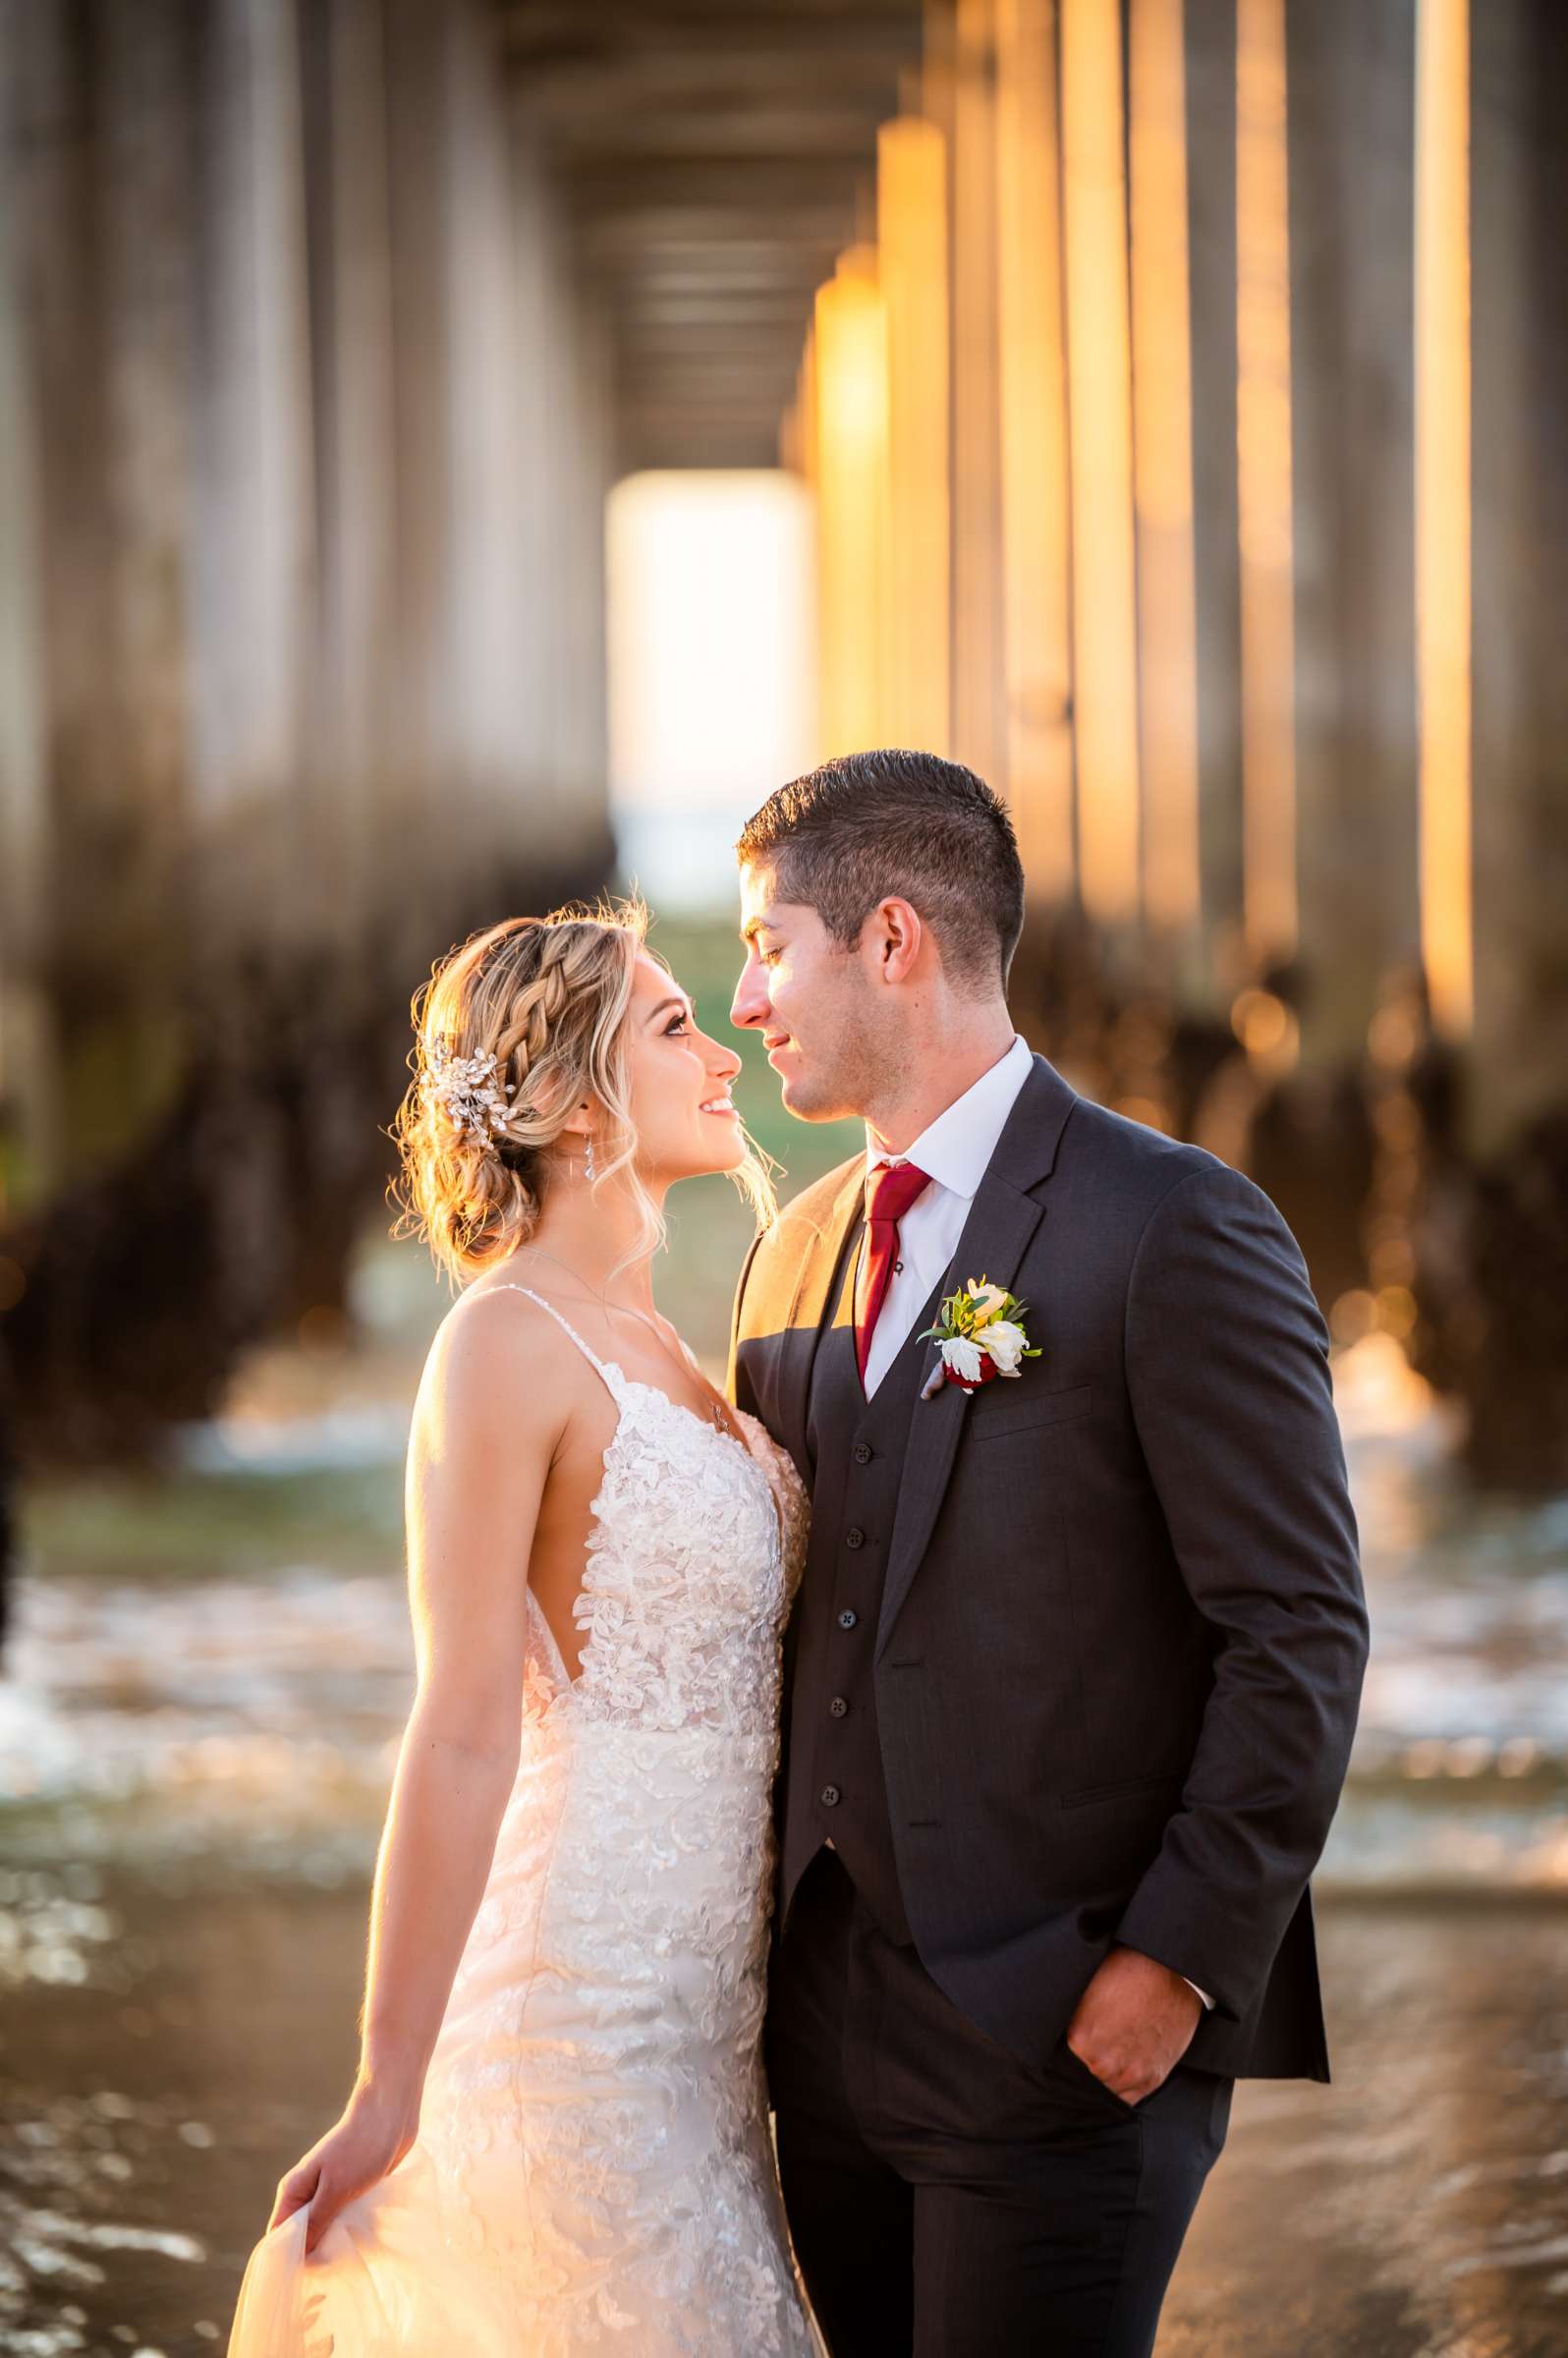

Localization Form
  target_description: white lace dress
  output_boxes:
[226,1286,820,2357]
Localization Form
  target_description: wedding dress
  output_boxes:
[227,1285,821,2356]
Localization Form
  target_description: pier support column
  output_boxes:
[1468,0,1568,1158]
[1288,0,1421,1069]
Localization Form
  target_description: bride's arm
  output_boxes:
[268,1300,562,2252]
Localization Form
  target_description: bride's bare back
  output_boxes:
[447,1275,753,1685]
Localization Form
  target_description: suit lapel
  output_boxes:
[873,1054,1078,1661]
[780,1158,866,1466]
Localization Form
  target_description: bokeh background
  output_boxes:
[1,1,1566,2351]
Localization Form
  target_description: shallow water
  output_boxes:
[2,1874,1566,2356]
[1,1294,1566,2350]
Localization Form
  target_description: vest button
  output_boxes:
[820,1784,841,1808]
[845,1526,866,1548]
[837,1607,858,1630]
[829,1696,849,1717]
[853,1441,872,1464]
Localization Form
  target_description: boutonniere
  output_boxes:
[916,1276,1042,1398]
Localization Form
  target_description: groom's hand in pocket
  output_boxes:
[1064,1943,1204,2105]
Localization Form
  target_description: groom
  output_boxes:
[725,751,1369,2356]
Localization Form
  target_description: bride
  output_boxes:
[226,900,820,2356]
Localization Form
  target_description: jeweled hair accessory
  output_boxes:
[421,1038,518,1145]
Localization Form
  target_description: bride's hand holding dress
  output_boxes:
[266,2077,419,2256]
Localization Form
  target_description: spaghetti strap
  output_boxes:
[451,1281,622,1401]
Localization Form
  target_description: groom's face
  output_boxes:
[732,863,888,1122]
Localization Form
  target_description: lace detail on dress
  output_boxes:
[564,1376,792,1733]
[227,1271,819,2358]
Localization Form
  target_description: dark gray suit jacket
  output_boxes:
[728,1051,1370,2080]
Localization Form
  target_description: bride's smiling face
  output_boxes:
[619,952,747,1182]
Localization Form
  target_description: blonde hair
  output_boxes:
[388,896,776,1290]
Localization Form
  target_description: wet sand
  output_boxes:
[2,1875,1566,2355]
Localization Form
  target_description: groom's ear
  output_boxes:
[867,896,924,985]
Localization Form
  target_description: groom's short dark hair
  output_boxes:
[735,750,1025,994]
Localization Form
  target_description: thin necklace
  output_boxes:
[515,1242,733,1437]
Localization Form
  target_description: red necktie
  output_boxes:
[856,1159,931,1384]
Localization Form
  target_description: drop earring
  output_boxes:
[584,1133,595,1184]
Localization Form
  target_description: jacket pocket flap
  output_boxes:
[968,1381,1092,1440]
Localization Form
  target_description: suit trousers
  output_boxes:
[765,1846,1233,2358]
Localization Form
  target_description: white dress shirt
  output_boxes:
[854,1034,1216,2017]
[860,1033,1035,1398]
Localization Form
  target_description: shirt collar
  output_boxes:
[863,1034,1034,1204]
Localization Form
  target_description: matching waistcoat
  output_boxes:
[778,1222,950,1945]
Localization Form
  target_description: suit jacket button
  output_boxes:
[845,1527,866,1548]
[837,1607,858,1630]
[853,1441,872,1464]
[820,1785,841,1808]
[829,1696,849,1717]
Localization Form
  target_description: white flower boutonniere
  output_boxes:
[916,1275,1042,1398]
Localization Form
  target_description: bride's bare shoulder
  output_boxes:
[412,1282,579,1447]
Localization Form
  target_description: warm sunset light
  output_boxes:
[995,0,1075,902]
[812,247,890,759]
[878,115,952,758]
[1415,0,1473,1039]
[1236,0,1298,962]
[951,0,1007,788]
[1061,0,1142,925]
[1130,0,1201,939]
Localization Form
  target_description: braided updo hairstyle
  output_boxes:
[389,896,776,1290]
